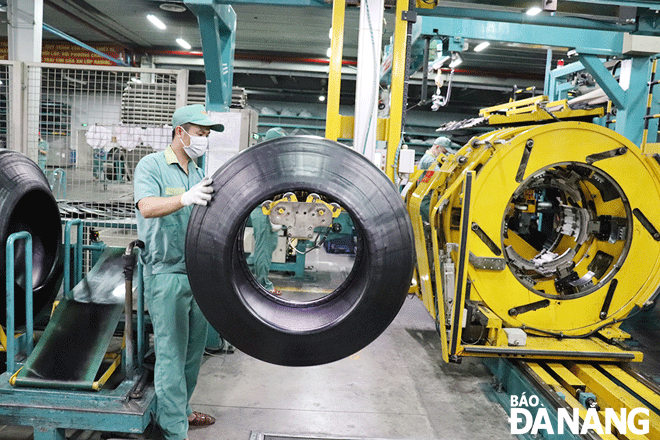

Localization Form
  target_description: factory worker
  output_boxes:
[133,104,223,440]
[419,136,461,173]
[37,134,49,171]
[418,136,460,222]
[247,126,287,296]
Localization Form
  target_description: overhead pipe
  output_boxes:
[42,23,129,66]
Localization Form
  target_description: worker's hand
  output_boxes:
[270,222,283,232]
[181,177,213,207]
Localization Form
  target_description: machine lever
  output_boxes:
[508,299,550,317]
[586,147,627,164]
[471,222,502,256]
[633,208,660,241]
[515,139,534,182]
[600,279,618,319]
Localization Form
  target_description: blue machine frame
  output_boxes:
[184,0,237,112]
[413,10,660,146]
[0,223,155,440]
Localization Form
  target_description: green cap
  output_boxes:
[265,127,286,140]
[172,104,224,132]
[433,136,450,147]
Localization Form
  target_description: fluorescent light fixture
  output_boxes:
[147,14,166,30]
[449,53,463,68]
[430,54,451,70]
[176,38,192,50]
[474,41,490,52]
[319,95,326,102]
[326,47,332,58]
[329,28,333,39]
[526,7,542,16]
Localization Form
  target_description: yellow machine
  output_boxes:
[407,118,660,364]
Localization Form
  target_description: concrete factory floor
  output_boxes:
[186,297,514,440]
[0,298,515,440]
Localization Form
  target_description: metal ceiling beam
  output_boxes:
[417,15,627,56]
[416,6,638,33]
[564,0,660,8]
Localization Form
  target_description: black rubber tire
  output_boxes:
[186,136,415,366]
[0,149,63,328]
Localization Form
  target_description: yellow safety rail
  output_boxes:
[642,58,660,154]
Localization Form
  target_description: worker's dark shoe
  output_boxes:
[189,411,216,426]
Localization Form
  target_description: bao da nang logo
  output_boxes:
[509,393,649,435]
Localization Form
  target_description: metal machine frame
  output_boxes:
[0,221,155,440]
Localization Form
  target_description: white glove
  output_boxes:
[270,221,283,232]
[181,177,213,207]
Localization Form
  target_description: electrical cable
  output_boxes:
[361,0,379,156]
[434,68,454,109]
[291,228,331,255]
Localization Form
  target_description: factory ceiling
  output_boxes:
[0,1,656,115]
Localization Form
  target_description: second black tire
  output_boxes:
[0,149,63,328]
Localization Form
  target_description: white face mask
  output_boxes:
[181,127,209,159]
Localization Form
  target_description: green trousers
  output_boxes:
[249,208,279,291]
[144,273,209,440]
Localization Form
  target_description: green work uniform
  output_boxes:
[37,138,49,171]
[419,150,438,174]
[133,146,208,440]
[418,150,440,223]
[248,207,279,291]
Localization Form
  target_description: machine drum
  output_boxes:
[0,149,63,328]
[186,136,415,366]
[456,122,660,335]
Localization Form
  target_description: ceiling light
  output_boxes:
[159,3,187,13]
[474,41,490,52]
[329,28,333,39]
[319,95,326,102]
[449,53,463,68]
[176,38,192,50]
[147,14,166,30]
[526,7,542,16]
[326,47,332,58]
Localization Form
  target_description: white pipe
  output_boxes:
[353,0,384,160]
